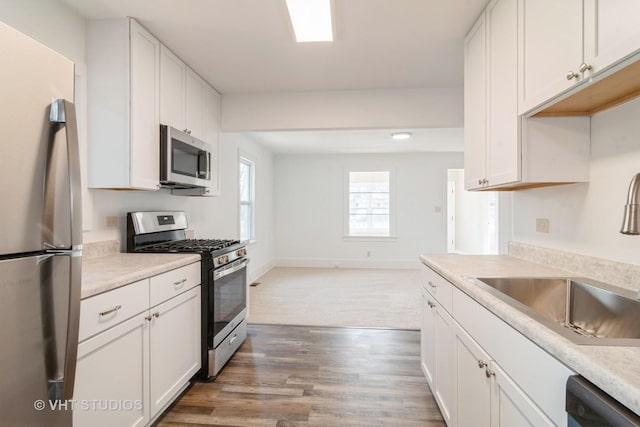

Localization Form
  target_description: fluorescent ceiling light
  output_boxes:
[285,0,333,42]
[391,132,412,140]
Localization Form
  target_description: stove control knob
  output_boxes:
[237,249,246,257]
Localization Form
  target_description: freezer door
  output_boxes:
[0,21,75,256]
[0,253,81,427]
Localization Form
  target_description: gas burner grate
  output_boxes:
[138,239,240,253]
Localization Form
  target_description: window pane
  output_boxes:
[239,161,250,202]
[348,171,391,236]
[240,204,251,241]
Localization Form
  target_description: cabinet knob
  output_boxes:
[478,359,487,369]
[153,311,160,318]
[566,70,579,80]
[145,315,153,322]
[478,179,483,185]
[428,281,437,289]
[578,63,592,73]
[427,301,436,308]
[485,367,496,378]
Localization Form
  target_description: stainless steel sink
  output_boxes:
[466,277,640,346]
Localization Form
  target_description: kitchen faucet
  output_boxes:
[620,173,640,235]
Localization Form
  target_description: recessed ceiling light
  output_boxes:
[285,0,334,43]
[391,132,412,140]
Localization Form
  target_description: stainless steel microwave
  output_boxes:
[160,124,213,189]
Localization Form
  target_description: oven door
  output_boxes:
[211,258,249,348]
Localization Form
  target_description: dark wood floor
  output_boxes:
[156,324,444,427]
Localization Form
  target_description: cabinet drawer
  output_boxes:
[421,267,453,314]
[79,279,149,342]
[150,262,200,307]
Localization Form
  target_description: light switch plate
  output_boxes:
[536,218,549,233]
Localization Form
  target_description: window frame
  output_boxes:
[343,168,397,240]
[239,155,255,243]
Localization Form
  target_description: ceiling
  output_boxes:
[61,0,478,154]
[61,0,486,94]
[248,128,463,154]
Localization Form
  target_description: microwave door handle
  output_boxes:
[206,151,211,180]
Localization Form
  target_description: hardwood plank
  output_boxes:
[155,324,444,427]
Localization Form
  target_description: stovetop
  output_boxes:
[135,239,241,254]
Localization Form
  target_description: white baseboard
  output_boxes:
[248,259,275,284]
[274,257,421,269]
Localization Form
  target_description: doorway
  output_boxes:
[447,169,501,254]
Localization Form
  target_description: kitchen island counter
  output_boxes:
[420,253,640,417]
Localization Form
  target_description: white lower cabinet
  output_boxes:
[74,262,201,426]
[421,285,455,426]
[74,313,149,427]
[421,266,573,427]
[149,287,201,416]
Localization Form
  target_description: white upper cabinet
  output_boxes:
[160,45,214,143]
[583,0,640,75]
[204,85,221,195]
[159,45,186,131]
[519,0,640,115]
[518,0,583,114]
[464,0,590,191]
[464,11,487,190]
[87,18,160,190]
[185,69,206,140]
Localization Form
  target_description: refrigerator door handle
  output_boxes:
[49,99,82,250]
[48,99,82,402]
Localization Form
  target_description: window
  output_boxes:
[347,171,392,237]
[239,157,255,241]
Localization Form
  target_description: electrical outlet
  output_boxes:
[106,215,118,227]
[536,218,549,233]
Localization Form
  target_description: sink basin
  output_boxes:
[467,277,640,346]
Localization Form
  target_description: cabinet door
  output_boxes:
[129,19,160,190]
[455,324,491,427]
[420,291,436,388]
[149,286,201,418]
[518,0,583,114]
[583,0,640,75]
[160,45,186,130]
[490,362,555,427]
[185,69,205,140]
[204,85,221,195]
[486,0,519,187]
[464,12,487,190]
[74,313,150,427]
[434,305,456,426]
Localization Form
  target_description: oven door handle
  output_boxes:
[214,258,250,280]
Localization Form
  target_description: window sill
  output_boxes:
[342,235,397,242]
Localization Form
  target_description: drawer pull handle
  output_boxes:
[173,278,187,287]
[427,301,436,308]
[229,333,238,345]
[428,281,437,289]
[99,305,122,317]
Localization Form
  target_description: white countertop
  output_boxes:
[420,254,640,416]
[81,253,201,299]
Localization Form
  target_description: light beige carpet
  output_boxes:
[248,267,421,330]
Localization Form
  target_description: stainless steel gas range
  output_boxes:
[126,211,249,379]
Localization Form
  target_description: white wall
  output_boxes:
[190,133,275,283]
[512,97,640,265]
[274,152,464,268]
[222,88,463,131]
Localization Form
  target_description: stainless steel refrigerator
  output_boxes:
[0,21,82,426]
